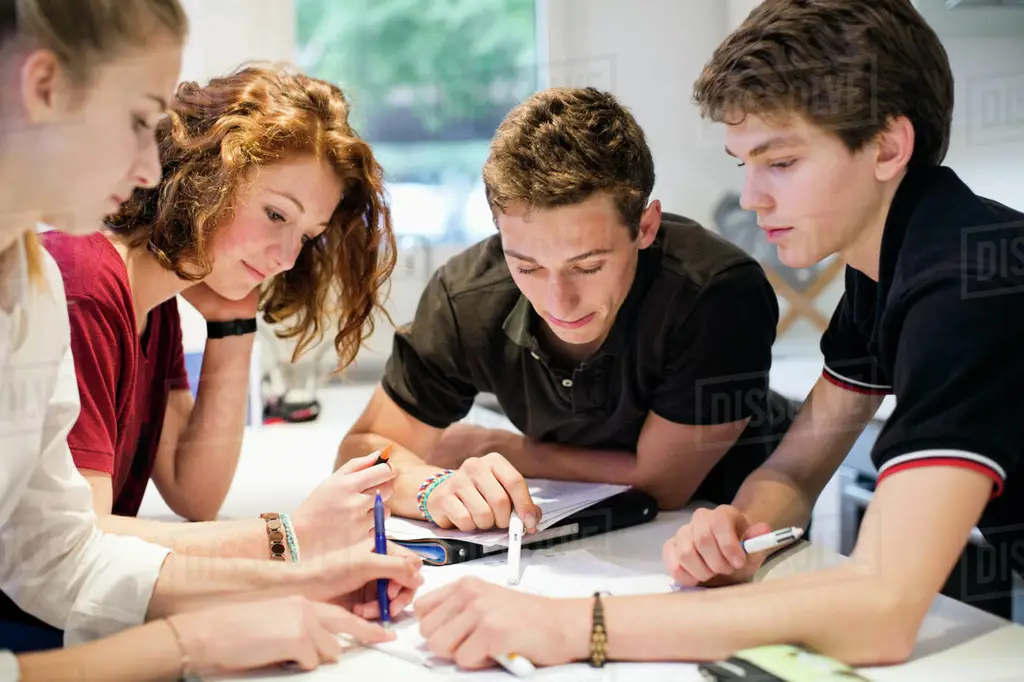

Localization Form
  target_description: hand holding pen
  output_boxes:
[662,505,804,588]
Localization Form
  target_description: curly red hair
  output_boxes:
[108,64,397,369]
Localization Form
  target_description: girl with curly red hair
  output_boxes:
[39,64,401,561]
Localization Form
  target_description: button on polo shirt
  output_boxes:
[819,164,1024,578]
[382,213,792,500]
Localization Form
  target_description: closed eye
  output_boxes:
[516,266,540,275]
[575,265,603,275]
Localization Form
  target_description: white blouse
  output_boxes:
[0,237,170,677]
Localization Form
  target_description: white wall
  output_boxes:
[943,37,1024,212]
[543,0,739,230]
[179,0,297,84]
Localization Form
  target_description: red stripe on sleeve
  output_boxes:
[877,457,1004,498]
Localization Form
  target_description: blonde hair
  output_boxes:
[0,0,189,285]
[6,0,188,83]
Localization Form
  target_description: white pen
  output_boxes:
[742,526,804,554]
[495,652,537,677]
[507,511,523,585]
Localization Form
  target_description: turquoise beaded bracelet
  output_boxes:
[280,512,300,562]
[417,469,454,526]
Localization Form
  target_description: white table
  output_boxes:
[138,397,1023,681]
[196,508,1024,682]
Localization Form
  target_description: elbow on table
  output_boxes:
[827,590,923,667]
[633,480,695,511]
[169,494,224,523]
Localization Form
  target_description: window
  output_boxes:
[296,0,540,244]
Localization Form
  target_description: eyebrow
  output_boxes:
[267,188,306,214]
[146,94,168,112]
[724,135,804,159]
[504,248,613,264]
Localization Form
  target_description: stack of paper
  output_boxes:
[386,479,630,547]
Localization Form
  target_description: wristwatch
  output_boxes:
[206,318,257,339]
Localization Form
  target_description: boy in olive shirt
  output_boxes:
[338,87,793,531]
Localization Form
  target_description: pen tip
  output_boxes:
[793,527,805,539]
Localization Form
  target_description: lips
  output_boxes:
[242,261,266,281]
[546,312,595,330]
[761,226,794,243]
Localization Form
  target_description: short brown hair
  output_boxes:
[693,0,953,166]
[482,87,655,237]
[108,65,397,370]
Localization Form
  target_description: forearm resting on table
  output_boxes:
[97,513,285,561]
[16,620,185,682]
[146,552,310,619]
[497,434,633,483]
[585,561,920,666]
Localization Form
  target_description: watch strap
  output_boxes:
[207,318,257,339]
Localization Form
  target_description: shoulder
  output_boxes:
[428,235,521,321]
[900,167,1024,286]
[646,213,774,323]
[40,231,131,301]
[40,231,133,323]
[654,213,761,289]
[20,248,73,357]
[434,235,517,298]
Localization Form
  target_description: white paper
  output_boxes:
[372,549,684,671]
[386,479,630,547]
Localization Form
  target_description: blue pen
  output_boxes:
[373,490,391,629]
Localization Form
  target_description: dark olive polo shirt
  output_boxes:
[820,164,1024,579]
[382,213,793,501]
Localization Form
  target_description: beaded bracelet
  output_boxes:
[416,469,454,526]
[280,512,300,562]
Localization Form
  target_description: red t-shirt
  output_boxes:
[41,232,189,517]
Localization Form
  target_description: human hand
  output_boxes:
[181,281,260,322]
[661,505,772,587]
[425,452,541,532]
[415,577,588,670]
[292,451,397,556]
[169,595,393,676]
[308,539,424,621]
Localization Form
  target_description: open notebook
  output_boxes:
[386,479,632,548]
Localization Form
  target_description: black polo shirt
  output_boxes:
[382,213,794,503]
[820,164,1024,577]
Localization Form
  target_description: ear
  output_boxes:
[874,115,915,182]
[19,49,63,124]
[635,200,661,249]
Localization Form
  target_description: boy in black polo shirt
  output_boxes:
[337,87,794,531]
[409,0,1024,671]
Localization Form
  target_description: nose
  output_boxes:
[739,168,772,213]
[132,131,162,189]
[266,231,304,274]
[545,273,580,319]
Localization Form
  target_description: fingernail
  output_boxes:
[524,513,537,527]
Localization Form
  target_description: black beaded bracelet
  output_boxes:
[589,591,608,667]
[206,318,257,339]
